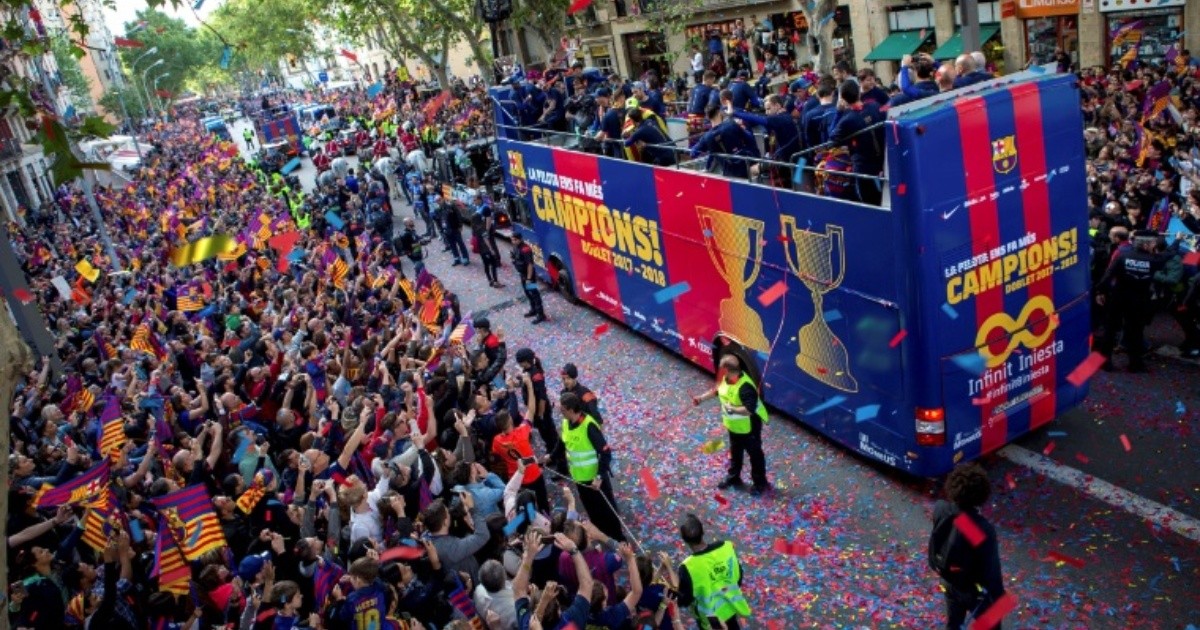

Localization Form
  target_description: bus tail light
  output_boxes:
[915,407,945,446]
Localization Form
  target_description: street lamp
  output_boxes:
[129,47,160,120]
[141,59,164,122]
[152,72,171,115]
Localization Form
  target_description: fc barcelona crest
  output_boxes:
[507,150,528,195]
[992,135,1017,174]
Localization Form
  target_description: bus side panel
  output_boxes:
[899,75,1090,469]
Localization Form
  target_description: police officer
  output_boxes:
[556,392,624,542]
[560,362,602,424]
[691,104,761,179]
[1096,231,1172,372]
[677,513,751,630]
[692,355,769,495]
[511,232,545,324]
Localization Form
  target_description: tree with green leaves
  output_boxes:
[97,81,147,124]
[115,9,227,101]
[208,0,318,75]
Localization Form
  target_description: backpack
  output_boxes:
[928,506,978,589]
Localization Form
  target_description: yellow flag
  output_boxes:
[170,234,237,267]
[75,259,100,283]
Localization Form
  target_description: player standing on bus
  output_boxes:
[691,355,769,495]
[511,232,545,324]
[691,104,761,180]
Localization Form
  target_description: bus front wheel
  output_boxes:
[551,259,579,304]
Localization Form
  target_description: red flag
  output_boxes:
[339,49,358,63]
[155,89,173,99]
[567,0,593,14]
[114,37,144,48]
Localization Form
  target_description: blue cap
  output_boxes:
[790,78,812,92]
[238,553,268,581]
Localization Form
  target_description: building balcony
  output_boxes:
[0,137,24,162]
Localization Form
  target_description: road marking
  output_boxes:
[999,445,1200,543]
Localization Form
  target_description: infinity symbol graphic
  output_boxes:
[975,295,1058,368]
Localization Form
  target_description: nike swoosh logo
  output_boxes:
[582,283,595,293]
[942,205,962,220]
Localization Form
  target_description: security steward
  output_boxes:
[512,232,545,324]
[553,392,624,542]
[692,355,769,495]
[1096,230,1173,372]
[243,127,255,150]
[560,362,602,424]
[677,513,751,630]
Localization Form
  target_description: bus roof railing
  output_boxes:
[494,121,891,187]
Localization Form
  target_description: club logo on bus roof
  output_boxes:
[992,135,1018,174]
[507,150,528,195]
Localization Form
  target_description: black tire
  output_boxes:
[552,258,579,304]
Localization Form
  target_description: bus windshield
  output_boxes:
[491,71,1091,476]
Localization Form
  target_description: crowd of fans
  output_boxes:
[4,39,1200,630]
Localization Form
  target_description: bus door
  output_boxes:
[890,73,1091,472]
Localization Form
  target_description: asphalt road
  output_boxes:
[231,116,1200,627]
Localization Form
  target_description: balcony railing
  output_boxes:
[0,137,23,162]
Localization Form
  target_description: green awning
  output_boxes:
[932,25,1001,60]
[864,30,935,62]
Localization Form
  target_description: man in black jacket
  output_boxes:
[929,463,1005,629]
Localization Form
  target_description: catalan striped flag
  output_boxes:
[34,460,111,509]
[150,484,227,560]
[330,257,349,289]
[235,471,270,514]
[96,395,126,461]
[152,513,191,595]
[397,277,416,306]
[130,322,156,356]
[447,576,485,630]
[93,330,118,360]
[312,559,345,610]
[1110,19,1144,47]
[80,493,120,551]
[1119,46,1138,69]
[176,283,204,312]
[1134,123,1150,167]
[1143,80,1172,121]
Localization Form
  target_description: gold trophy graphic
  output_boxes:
[696,206,770,353]
[781,217,858,392]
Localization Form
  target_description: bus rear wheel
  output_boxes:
[551,259,579,304]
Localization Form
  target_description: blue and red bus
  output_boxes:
[491,71,1090,476]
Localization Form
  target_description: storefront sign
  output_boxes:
[1014,0,1080,18]
[1099,0,1184,13]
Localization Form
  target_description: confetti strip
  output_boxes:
[1075,453,1090,464]
[639,467,661,500]
[653,281,692,304]
[1043,441,1056,456]
[757,280,788,307]
[854,404,880,422]
[895,182,907,196]
[12,288,33,303]
[593,323,609,337]
[951,353,986,376]
[1047,431,1067,437]
[941,302,959,319]
[823,308,843,322]
[1044,551,1086,568]
[1066,352,1107,387]
[700,439,724,454]
[714,493,729,508]
[772,538,811,556]
[888,330,907,348]
[324,211,345,230]
[1176,401,1186,415]
[953,513,987,547]
[969,593,1017,630]
[805,395,846,416]
[1119,434,1132,452]
[1005,473,1017,490]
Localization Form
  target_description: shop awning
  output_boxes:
[863,30,935,62]
[932,25,1001,60]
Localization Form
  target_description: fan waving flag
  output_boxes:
[114,37,144,48]
[567,0,593,14]
[34,460,111,509]
[339,49,358,63]
[176,283,205,312]
[153,513,191,595]
[96,395,126,460]
[1143,80,1172,121]
[150,484,227,560]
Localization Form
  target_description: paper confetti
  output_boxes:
[700,439,724,454]
[895,182,907,196]
[888,330,907,348]
[1075,453,1089,464]
[1066,352,1107,387]
[757,280,788,307]
[823,308,843,322]
[1044,550,1086,568]
[639,467,661,500]
[593,323,609,337]
[855,404,880,422]
[1047,431,1067,437]
[969,593,1017,630]
[1176,401,1186,415]
[951,353,986,376]
[1005,472,1017,490]
[11,288,33,304]
[653,281,691,304]
[1119,434,1132,452]
[1043,441,1056,456]
[772,538,811,556]
[953,513,987,547]
[805,395,846,415]
[941,302,959,319]
[714,493,729,508]
[324,211,345,230]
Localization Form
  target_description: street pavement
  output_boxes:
[231,114,1199,626]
